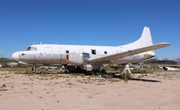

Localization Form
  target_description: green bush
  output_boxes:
[120,73,131,82]
[103,66,114,71]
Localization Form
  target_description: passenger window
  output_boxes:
[66,50,69,53]
[91,49,96,55]
[104,51,107,54]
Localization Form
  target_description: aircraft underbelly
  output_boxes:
[113,55,146,64]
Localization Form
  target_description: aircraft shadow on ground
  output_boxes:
[96,73,161,83]
[20,71,161,83]
[130,78,161,82]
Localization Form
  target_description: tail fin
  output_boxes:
[136,26,153,46]
[125,26,153,49]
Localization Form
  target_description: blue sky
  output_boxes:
[0,0,179,59]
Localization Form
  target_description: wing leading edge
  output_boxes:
[89,42,170,63]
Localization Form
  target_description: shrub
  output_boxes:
[1,84,6,88]
[120,73,131,82]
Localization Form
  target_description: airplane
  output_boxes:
[12,26,170,73]
[159,66,180,71]
[7,62,18,67]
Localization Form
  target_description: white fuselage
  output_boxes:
[12,44,155,65]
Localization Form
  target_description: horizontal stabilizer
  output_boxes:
[19,61,28,65]
[89,42,170,63]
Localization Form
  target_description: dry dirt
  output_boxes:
[0,70,180,110]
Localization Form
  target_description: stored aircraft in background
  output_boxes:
[159,66,180,71]
[7,62,18,67]
[12,26,170,72]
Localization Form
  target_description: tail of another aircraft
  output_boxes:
[124,26,153,49]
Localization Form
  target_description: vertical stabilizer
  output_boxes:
[136,26,153,46]
[123,26,156,57]
[124,26,153,49]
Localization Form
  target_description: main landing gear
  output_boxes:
[31,64,37,73]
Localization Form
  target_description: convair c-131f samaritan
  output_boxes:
[12,26,170,72]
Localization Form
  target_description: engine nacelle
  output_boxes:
[82,64,93,71]
[66,52,83,65]
[82,64,102,71]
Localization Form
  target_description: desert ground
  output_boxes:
[0,69,180,110]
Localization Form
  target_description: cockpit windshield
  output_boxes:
[26,46,37,51]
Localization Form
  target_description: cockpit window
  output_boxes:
[26,47,32,51]
[26,46,37,51]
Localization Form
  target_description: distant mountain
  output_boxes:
[175,58,180,62]
[159,58,180,63]
[163,58,169,60]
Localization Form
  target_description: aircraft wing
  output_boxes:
[89,42,170,63]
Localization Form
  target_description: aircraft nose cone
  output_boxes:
[12,52,19,61]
